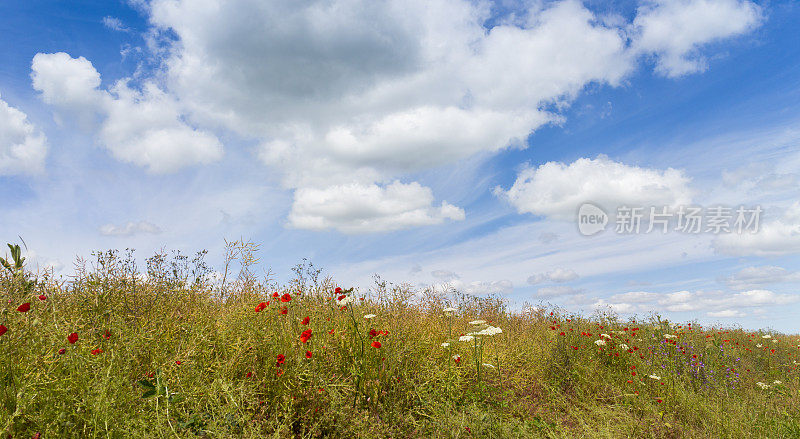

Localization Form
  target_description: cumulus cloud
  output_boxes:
[31,52,223,173]
[632,0,762,77]
[713,202,800,256]
[0,93,47,175]
[99,220,162,236]
[721,266,800,290]
[594,288,798,316]
[500,155,693,220]
[527,267,579,284]
[287,181,464,233]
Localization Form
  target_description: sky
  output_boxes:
[1,0,799,332]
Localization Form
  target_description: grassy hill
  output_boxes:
[1,244,799,438]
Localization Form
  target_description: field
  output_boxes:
[1,244,799,438]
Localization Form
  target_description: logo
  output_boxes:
[577,202,608,236]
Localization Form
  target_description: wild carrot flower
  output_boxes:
[756,382,770,389]
[762,334,771,339]
[469,320,486,325]
[601,333,611,339]
[482,363,496,369]
[300,329,313,343]
[364,314,376,319]
[664,334,677,339]
[756,343,762,347]
[68,332,78,344]
[17,302,31,312]
[649,375,661,380]
[594,339,606,346]
[300,316,310,325]
[0,325,6,336]
[459,335,474,342]
[477,326,503,336]
[773,380,782,385]
[441,342,450,348]
[371,341,382,348]
[619,344,629,350]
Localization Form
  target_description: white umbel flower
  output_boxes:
[476,326,503,336]
[469,320,486,325]
[441,342,450,348]
[482,363,496,369]
[649,375,661,380]
[601,333,612,339]
[756,382,770,390]
[594,339,607,346]
[459,335,475,342]
[762,334,771,339]
[664,334,677,339]
[363,314,376,319]
[443,307,457,315]
[619,344,629,350]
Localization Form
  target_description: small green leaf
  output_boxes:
[141,390,157,398]
[138,380,155,389]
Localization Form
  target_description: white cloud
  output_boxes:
[707,309,746,318]
[537,285,583,297]
[99,220,162,236]
[599,288,798,315]
[31,52,223,173]
[0,93,47,175]
[608,291,661,303]
[287,181,465,233]
[721,266,800,290]
[102,16,130,32]
[713,202,800,256]
[431,269,459,281]
[633,0,762,77]
[500,155,693,220]
[458,279,513,296]
[527,267,579,284]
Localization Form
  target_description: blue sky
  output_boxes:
[1,0,799,332]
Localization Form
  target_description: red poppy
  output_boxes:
[300,329,313,343]
[276,369,284,377]
[58,348,66,355]
[91,349,103,355]
[17,302,31,312]
[337,294,346,301]
[276,354,286,367]
[300,316,310,325]
[68,332,79,344]
[655,399,663,403]
[246,371,252,378]
[339,306,347,311]
[559,332,565,336]
[103,329,111,339]
[371,341,382,348]
[255,302,267,312]
[335,287,342,294]
[328,328,335,335]
[280,306,288,315]
[175,360,182,365]
[305,350,313,359]
[272,292,280,298]
[0,325,6,337]
[368,328,378,338]
[571,346,578,350]
[453,355,461,363]
[38,295,47,301]
[281,293,292,302]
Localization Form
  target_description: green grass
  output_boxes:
[1,246,799,438]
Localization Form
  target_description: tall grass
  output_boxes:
[1,243,799,438]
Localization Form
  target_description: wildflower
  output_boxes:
[276,354,285,366]
[0,325,6,337]
[364,314,376,319]
[300,316,310,325]
[773,380,782,385]
[655,399,663,403]
[281,293,292,302]
[280,306,288,315]
[300,329,313,343]
[469,320,486,325]
[453,355,461,363]
[756,343,762,347]
[17,302,31,312]
[246,372,252,378]
[91,349,103,355]
[58,348,66,355]
[459,335,475,342]
[482,363,496,369]
[762,334,771,339]
[272,292,280,298]
[594,339,607,346]
[371,341,382,348]
[255,302,267,312]
[276,369,284,377]
[336,295,352,306]
[441,342,450,348]
[772,339,778,343]
[649,375,661,380]
[559,332,565,336]
[175,361,182,365]
[335,287,342,294]
[619,344,629,350]
[756,382,770,390]
[328,329,335,335]
[103,329,111,339]
[305,350,313,359]
[443,307,456,315]
[38,295,47,301]
[68,332,78,344]
[664,334,677,339]
[477,326,503,336]
[601,333,611,339]
[368,328,379,338]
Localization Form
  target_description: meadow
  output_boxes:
[1,241,799,438]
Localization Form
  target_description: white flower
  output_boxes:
[469,320,486,325]
[648,375,661,380]
[756,344,762,348]
[459,335,475,342]
[482,363,496,369]
[441,342,450,348]
[664,334,677,339]
[363,314,376,319]
[336,295,352,306]
[594,339,607,346]
[443,307,457,315]
[762,334,771,339]
[619,344,629,350]
[773,380,782,385]
[771,339,778,343]
[601,333,612,339]
[756,382,770,390]
[476,326,503,336]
